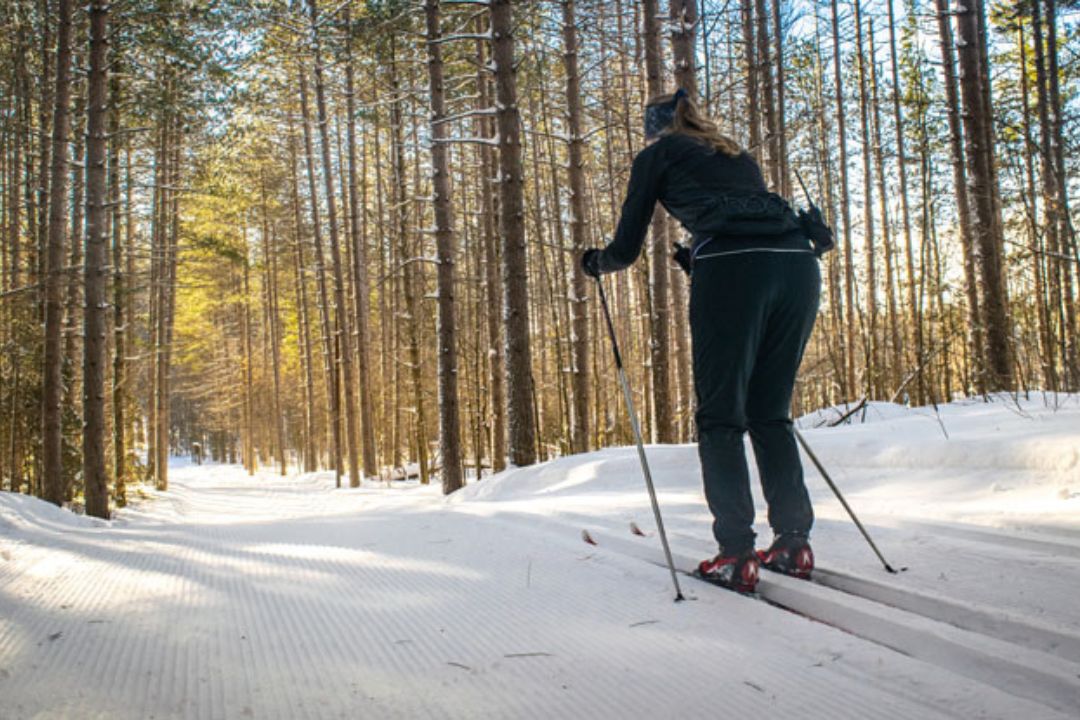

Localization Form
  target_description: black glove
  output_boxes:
[798,207,835,257]
[581,248,602,279]
[672,242,692,276]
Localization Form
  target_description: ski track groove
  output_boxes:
[649,519,1080,663]
[538,508,1080,662]
[256,553,320,720]
[566,520,1080,717]
[481,513,985,720]
[239,537,312,719]
[897,519,1080,559]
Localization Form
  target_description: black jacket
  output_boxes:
[596,133,809,274]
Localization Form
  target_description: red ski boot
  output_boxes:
[757,535,814,580]
[693,550,760,593]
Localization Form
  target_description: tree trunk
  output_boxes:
[741,0,761,160]
[306,0,361,487]
[82,0,109,518]
[42,0,74,506]
[669,0,698,96]
[344,7,378,480]
[561,0,591,454]
[260,177,286,476]
[109,77,127,506]
[868,18,900,392]
[156,117,181,490]
[830,0,856,398]
[1044,0,1077,386]
[642,0,673,443]
[771,0,789,197]
[955,0,1012,389]
[424,0,463,493]
[934,0,982,394]
[472,36,506,473]
[64,67,84,394]
[298,61,342,486]
[755,0,778,189]
[1023,5,1049,390]
[36,0,55,325]
[240,250,255,474]
[853,1,877,396]
[893,1,925,399]
[490,0,537,466]
[668,0,696,439]
[286,114,319,472]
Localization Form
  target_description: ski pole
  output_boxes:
[595,275,685,602]
[794,430,905,574]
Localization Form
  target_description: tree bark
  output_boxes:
[424,0,463,493]
[477,46,507,471]
[490,0,537,466]
[561,0,591,454]
[642,0,673,443]
[853,1,877,396]
[306,0,361,487]
[240,247,255,474]
[756,0,778,189]
[111,115,127,506]
[894,0,928,398]
[867,18,900,392]
[82,0,109,518]
[260,177,286,476]
[771,0,789,197]
[287,120,319,472]
[934,0,982,394]
[1044,0,1077,386]
[669,0,698,96]
[955,0,1012,389]
[298,61,342,486]
[741,0,761,160]
[830,0,856,398]
[344,7,378,480]
[42,0,74,506]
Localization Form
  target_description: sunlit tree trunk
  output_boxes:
[424,0,463,493]
[298,62,342,485]
[110,77,127,506]
[306,0,361,486]
[344,6,378,480]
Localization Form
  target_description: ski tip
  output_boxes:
[581,529,597,546]
[629,521,646,537]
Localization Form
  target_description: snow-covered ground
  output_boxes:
[2,394,1079,719]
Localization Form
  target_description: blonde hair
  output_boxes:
[647,93,742,157]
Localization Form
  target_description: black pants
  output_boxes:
[690,250,820,554]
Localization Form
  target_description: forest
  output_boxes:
[0,0,1076,517]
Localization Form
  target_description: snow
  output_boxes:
[2,395,1079,719]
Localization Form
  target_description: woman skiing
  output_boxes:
[581,90,820,593]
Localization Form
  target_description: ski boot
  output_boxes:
[757,534,814,580]
[693,550,759,594]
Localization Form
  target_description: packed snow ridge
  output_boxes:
[2,394,1079,719]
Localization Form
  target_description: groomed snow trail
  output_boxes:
[2,395,1079,719]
